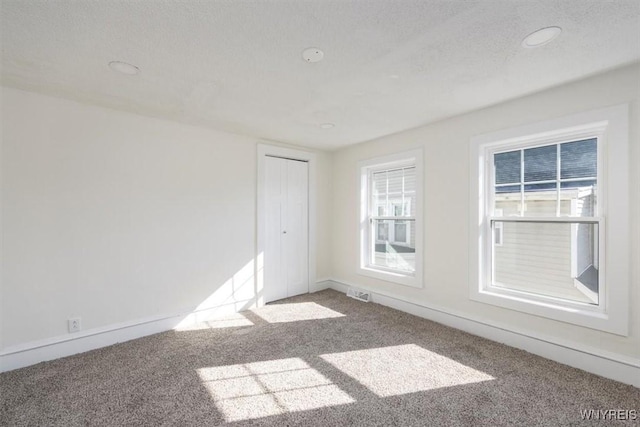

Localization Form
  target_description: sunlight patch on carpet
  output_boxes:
[251,302,345,323]
[197,358,354,422]
[320,344,494,397]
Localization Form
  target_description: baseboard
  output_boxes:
[5,281,638,387]
[1,279,333,373]
[311,278,333,292]
[0,298,256,373]
[326,278,640,388]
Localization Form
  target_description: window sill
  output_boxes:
[470,286,627,336]
[357,265,422,288]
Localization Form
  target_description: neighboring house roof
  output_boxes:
[577,265,599,294]
[375,243,415,253]
[495,138,597,193]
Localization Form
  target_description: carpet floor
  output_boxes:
[1,289,638,426]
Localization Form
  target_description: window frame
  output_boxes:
[358,149,423,288]
[469,105,629,336]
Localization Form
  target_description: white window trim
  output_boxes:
[469,104,629,336]
[358,149,424,288]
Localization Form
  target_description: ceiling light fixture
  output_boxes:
[521,26,562,48]
[108,61,140,75]
[319,123,335,129]
[302,48,324,63]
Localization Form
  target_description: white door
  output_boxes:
[264,156,309,303]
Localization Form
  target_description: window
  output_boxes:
[359,150,423,287]
[470,105,629,335]
[492,138,599,304]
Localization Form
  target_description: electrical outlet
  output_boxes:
[68,317,81,333]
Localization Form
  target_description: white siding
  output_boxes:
[494,195,593,303]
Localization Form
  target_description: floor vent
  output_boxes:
[346,288,370,302]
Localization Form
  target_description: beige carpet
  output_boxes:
[1,289,638,426]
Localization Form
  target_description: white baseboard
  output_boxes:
[1,278,333,373]
[311,278,333,292]
[0,298,256,373]
[5,280,638,388]
[326,278,640,388]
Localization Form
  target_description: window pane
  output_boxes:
[495,184,520,194]
[372,167,416,218]
[494,151,520,184]
[494,221,503,245]
[372,219,415,273]
[403,167,416,193]
[373,171,387,195]
[493,221,598,305]
[394,221,407,242]
[494,186,520,216]
[561,139,597,179]
[560,180,597,217]
[404,198,414,217]
[376,221,389,241]
[524,145,556,182]
[387,169,403,194]
[522,183,557,217]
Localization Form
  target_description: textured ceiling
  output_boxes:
[1,1,639,149]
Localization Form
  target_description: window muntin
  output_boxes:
[489,138,601,306]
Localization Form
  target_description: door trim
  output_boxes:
[257,144,317,306]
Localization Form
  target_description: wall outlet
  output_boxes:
[68,317,81,333]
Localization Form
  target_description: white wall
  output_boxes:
[315,150,334,281]
[0,87,332,355]
[330,63,640,360]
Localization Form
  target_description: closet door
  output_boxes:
[264,156,309,303]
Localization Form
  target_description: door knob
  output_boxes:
[282,231,287,234]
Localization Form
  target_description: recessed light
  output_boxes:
[521,27,562,48]
[302,48,324,63]
[108,61,140,75]
[319,123,335,129]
